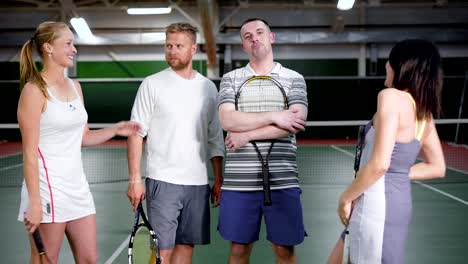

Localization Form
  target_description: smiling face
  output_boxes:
[164,32,197,71]
[240,20,275,60]
[43,28,77,68]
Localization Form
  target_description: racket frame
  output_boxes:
[128,202,161,264]
[234,75,289,206]
[342,125,366,264]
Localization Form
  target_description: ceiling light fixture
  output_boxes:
[127,7,172,15]
[142,32,166,40]
[337,0,355,10]
[70,17,94,39]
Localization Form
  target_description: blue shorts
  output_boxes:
[218,188,307,246]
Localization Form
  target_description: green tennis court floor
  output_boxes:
[1,145,467,263]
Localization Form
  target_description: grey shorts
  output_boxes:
[145,179,211,250]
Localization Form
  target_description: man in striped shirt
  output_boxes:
[218,18,308,264]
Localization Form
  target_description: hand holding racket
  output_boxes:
[234,75,289,206]
[341,125,366,264]
[32,229,53,264]
[128,202,161,264]
[127,180,146,212]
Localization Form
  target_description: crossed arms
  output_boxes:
[219,103,308,151]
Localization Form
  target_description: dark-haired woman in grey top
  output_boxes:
[328,39,446,264]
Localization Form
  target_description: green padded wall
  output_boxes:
[77,60,207,78]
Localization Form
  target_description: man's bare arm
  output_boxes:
[225,104,307,151]
[127,134,145,211]
[219,103,306,133]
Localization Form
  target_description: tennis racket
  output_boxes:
[32,229,53,264]
[128,202,161,264]
[342,125,366,264]
[234,75,289,206]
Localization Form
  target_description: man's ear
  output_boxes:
[270,32,276,44]
[192,43,198,55]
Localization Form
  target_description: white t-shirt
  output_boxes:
[131,68,224,185]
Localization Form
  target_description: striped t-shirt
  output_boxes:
[218,63,308,191]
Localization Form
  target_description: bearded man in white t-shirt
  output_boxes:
[126,22,224,264]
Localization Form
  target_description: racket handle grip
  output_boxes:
[262,165,272,206]
[32,229,46,255]
[263,191,272,206]
[342,230,351,264]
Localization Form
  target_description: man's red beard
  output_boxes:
[166,57,189,70]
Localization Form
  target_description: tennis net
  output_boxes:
[0,120,466,187]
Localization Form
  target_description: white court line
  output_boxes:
[331,145,467,175]
[330,145,468,206]
[439,165,467,175]
[330,145,355,158]
[103,234,130,264]
[0,163,22,171]
[414,181,468,206]
[0,152,22,159]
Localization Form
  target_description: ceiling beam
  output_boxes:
[198,0,218,77]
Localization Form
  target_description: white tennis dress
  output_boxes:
[18,79,95,223]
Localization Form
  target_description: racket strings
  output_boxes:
[131,227,156,263]
[238,79,287,113]
[129,203,161,264]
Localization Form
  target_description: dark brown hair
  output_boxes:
[241,18,270,29]
[240,18,271,37]
[388,39,443,119]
